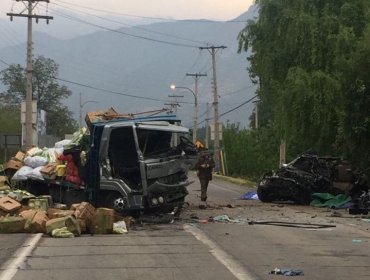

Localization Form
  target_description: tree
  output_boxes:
[0,56,78,137]
[236,0,370,174]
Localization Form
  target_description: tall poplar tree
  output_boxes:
[238,0,370,172]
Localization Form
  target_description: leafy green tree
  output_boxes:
[223,122,279,180]
[0,56,78,137]
[235,0,370,177]
[0,105,21,133]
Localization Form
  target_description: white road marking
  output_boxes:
[0,233,43,280]
[184,224,257,280]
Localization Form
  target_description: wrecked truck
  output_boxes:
[14,115,197,216]
[257,151,369,205]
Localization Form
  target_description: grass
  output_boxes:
[191,170,256,188]
[213,173,256,188]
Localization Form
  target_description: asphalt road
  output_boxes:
[185,174,370,280]
[0,234,29,269]
[0,174,369,280]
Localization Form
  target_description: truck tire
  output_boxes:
[104,191,126,211]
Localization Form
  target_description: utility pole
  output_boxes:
[252,100,260,129]
[199,46,226,172]
[166,94,183,146]
[186,73,207,143]
[7,1,53,148]
[166,94,183,116]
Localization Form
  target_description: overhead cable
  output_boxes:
[55,0,248,23]
[219,95,258,118]
[51,1,209,45]
[45,8,202,48]
[197,95,258,125]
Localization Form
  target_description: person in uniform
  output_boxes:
[195,151,215,206]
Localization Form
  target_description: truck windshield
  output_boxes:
[136,129,180,157]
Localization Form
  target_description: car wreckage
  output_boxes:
[257,151,369,211]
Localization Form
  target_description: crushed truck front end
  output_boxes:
[90,116,197,215]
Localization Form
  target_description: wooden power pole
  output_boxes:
[199,46,226,172]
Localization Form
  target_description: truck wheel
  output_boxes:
[105,192,126,211]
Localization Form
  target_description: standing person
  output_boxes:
[195,151,215,206]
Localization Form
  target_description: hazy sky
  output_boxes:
[1,0,254,20]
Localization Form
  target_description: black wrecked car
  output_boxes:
[257,151,358,205]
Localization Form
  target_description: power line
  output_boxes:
[197,95,258,125]
[56,77,168,102]
[57,77,194,105]
[55,0,248,23]
[219,95,258,118]
[55,0,178,22]
[222,84,258,97]
[45,8,201,49]
[49,1,209,46]
[0,58,10,66]
[0,58,195,105]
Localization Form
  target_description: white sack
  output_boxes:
[24,156,48,168]
[12,166,33,181]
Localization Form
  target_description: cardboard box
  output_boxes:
[20,209,49,233]
[47,209,75,219]
[4,159,23,171]
[41,163,58,177]
[46,216,81,236]
[14,151,26,162]
[103,107,119,118]
[93,208,114,234]
[77,218,87,233]
[0,196,22,212]
[28,198,49,211]
[0,216,26,233]
[85,111,104,128]
[72,202,95,222]
[0,176,9,190]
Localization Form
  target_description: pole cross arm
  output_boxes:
[7,13,53,20]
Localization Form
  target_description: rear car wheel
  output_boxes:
[257,185,274,202]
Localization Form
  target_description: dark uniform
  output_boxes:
[195,152,215,202]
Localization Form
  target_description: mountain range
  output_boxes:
[0,5,258,129]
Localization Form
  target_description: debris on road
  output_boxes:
[0,190,133,236]
[270,268,304,276]
[240,191,259,200]
[248,220,336,229]
[310,193,352,208]
[211,214,248,223]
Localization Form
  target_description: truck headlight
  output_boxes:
[151,198,159,205]
[158,196,164,204]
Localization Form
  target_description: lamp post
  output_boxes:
[79,93,98,128]
[170,85,197,143]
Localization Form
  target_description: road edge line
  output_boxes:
[0,233,43,280]
[184,224,257,280]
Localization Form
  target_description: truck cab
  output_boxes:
[86,115,197,215]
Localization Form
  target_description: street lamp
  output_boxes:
[79,93,98,128]
[170,84,197,143]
